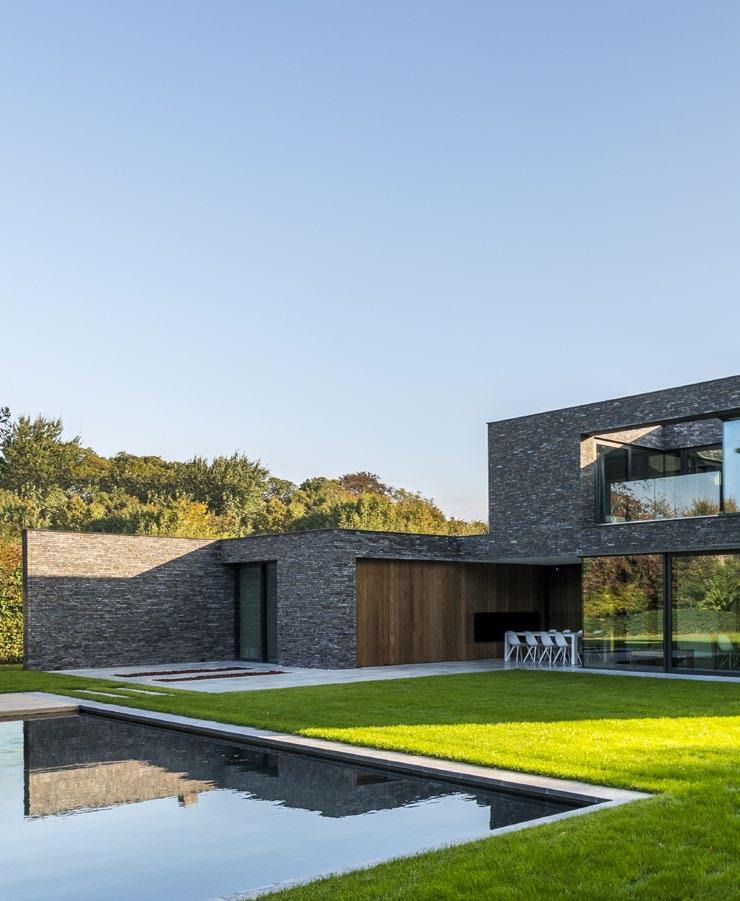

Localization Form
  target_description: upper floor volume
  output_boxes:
[486,375,740,561]
[595,417,739,524]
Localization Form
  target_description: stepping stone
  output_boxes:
[75,690,127,699]
[119,688,166,695]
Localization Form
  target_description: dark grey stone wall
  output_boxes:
[658,419,723,448]
[24,531,234,670]
[483,375,740,561]
[25,527,465,671]
[222,530,461,668]
[222,530,343,668]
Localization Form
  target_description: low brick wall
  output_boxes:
[24,528,473,672]
[24,530,234,670]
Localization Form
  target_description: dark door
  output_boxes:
[237,563,277,662]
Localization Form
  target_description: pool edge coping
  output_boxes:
[44,694,651,807]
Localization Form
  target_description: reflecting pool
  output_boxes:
[0,714,586,900]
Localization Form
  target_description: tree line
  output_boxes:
[0,408,486,661]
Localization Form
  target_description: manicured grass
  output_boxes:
[1,665,738,899]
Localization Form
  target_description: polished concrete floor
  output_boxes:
[58,658,738,692]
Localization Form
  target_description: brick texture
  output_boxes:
[24,531,234,670]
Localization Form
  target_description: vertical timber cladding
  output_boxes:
[546,565,583,631]
[355,559,549,666]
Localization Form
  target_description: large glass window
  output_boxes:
[672,553,740,672]
[582,555,664,670]
[723,420,740,513]
[597,443,722,523]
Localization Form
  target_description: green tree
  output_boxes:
[178,453,270,534]
[102,453,177,503]
[338,472,391,497]
[0,415,107,498]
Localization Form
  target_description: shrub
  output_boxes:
[0,543,22,663]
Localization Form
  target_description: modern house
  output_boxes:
[23,375,740,676]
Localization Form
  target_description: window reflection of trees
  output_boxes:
[582,556,663,667]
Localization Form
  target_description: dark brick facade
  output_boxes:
[25,528,465,670]
[482,375,740,561]
[24,531,234,670]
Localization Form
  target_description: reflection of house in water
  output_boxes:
[24,715,571,827]
[23,715,451,818]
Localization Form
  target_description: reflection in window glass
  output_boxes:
[596,442,722,522]
[686,447,722,474]
[672,553,740,672]
[723,420,740,513]
[582,555,664,670]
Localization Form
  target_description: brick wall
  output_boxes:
[24,531,234,670]
[25,528,467,671]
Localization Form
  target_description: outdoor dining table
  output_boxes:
[504,630,581,666]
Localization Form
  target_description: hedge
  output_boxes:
[0,550,23,663]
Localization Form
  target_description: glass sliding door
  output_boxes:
[237,563,278,663]
[582,555,664,670]
[671,553,740,672]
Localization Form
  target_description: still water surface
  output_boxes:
[0,714,584,900]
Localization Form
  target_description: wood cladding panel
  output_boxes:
[356,558,395,665]
[546,565,583,631]
[356,559,556,666]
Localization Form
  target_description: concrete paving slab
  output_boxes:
[60,658,510,692]
[58,656,738,692]
[0,692,79,720]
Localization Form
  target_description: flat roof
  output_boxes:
[487,373,740,425]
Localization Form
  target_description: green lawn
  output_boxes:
[1,665,738,899]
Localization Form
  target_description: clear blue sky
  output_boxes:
[2,2,739,521]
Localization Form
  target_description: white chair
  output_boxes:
[574,629,583,666]
[523,631,541,666]
[505,631,524,663]
[553,631,570,665]
[538,632,556,667]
